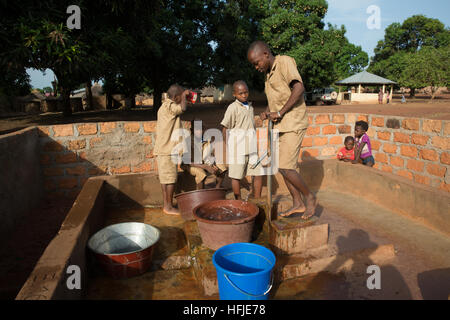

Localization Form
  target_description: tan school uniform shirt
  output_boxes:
[154,99,185,156]
[220,100,258,159]
[265,55,308,133]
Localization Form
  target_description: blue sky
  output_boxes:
[28,0,450,89]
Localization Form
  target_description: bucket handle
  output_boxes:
[224,273,273,298]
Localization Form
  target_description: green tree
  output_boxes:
[370,15,450,96]
[400,46,450,101]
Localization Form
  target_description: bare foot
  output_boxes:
[278,202,306,218]
[301,194,318,220]
[163,206,180,216]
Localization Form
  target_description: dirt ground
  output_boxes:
[1,93,449,299]
[1,94,449,135]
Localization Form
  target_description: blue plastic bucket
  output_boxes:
[212,243,276,300]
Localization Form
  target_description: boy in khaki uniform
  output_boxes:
[154,84,190,215]
[247,41,317,219]
[182,121,228,189]
[221,80,264,200]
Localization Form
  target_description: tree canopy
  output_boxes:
[1,0,370,115]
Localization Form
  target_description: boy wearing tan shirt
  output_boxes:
[247,41,317,219]
[154,84,190,215]
[221,80,264,200]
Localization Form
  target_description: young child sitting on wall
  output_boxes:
[353,121,375,167]
[154,84,191,215]
[337,136,355,162]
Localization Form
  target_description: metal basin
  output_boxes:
[87,222,160,279]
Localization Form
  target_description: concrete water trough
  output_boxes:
[16,160,450,300]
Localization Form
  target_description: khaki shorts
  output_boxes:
[278,129,306,170]
[228,154,264,180]
[182,163,228,184]
[157,155,178,184]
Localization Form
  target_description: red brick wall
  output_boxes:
[35,115,450,199]
[37,121,191,200]
[294,114,449,193]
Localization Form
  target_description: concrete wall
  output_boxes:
[0,127,43,242]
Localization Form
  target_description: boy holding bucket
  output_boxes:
[154,84,191,215]
[221,80,264,200]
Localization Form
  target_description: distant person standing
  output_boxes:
[401,94,406,104]
[386,92,390,104]
[378,89,384,104]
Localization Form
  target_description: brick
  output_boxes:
[145,150,154,159]
[407,159,425,172]
[411,134,429,146]
[329,136,343,145]
[38,127,51,137]
[396,170,413,180]
[357,115,369,122]
[332,114,345,124]
[88,166,107,176]
[321,147,336,157]
[89,137,103,148]
[400,145,418,158]
[132,162,153,173]
[315,115,330,124]
[366,128,376,138]
[381,165,393,173]
[301,149,319,159]
[372,117,385,127]
[68,139,86,150]
[419,149,439,161]
[124,122,141,133]
[322,125,337,135]
[338,125,351,134]
[65,166,86,176]
[373,163,381,170]
[375,153,388,164]
[78,152,87,162]
[390,156,404,167]
[422,120,442,133]
[100,122,117,133]
[383,143,397,154]
[439,183,450,193]
[347,114,357,124]
[377,131,391,141]
[414,174,431,186]
[59,177,78,189]
[441,152,450,165]
[371,140,381,151]
[313,137,328,146]
[431,136,450,150]
[306,127,320,136]
[142,136,152,145]
[402,119,420,131]
[143,122,157,132]
[43,167,64,177]
[386,119,400,129]
[44,178,57,191]
[53,124,73,137]
[444,122,450,136]
[40,154,51,165]
[77,123,97,135]
[308,116,313,125]
[43,141,64,152]
[55,153,78,164]
[426,164,447,177]
[301,137,313,147]
[111,165,131,174]
[394,132,410,143]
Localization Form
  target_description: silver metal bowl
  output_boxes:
[88,222,160,255]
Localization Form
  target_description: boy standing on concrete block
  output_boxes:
[154,84,190,215]
[247,41,317,219]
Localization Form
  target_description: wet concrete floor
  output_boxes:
[86,189,450,300]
